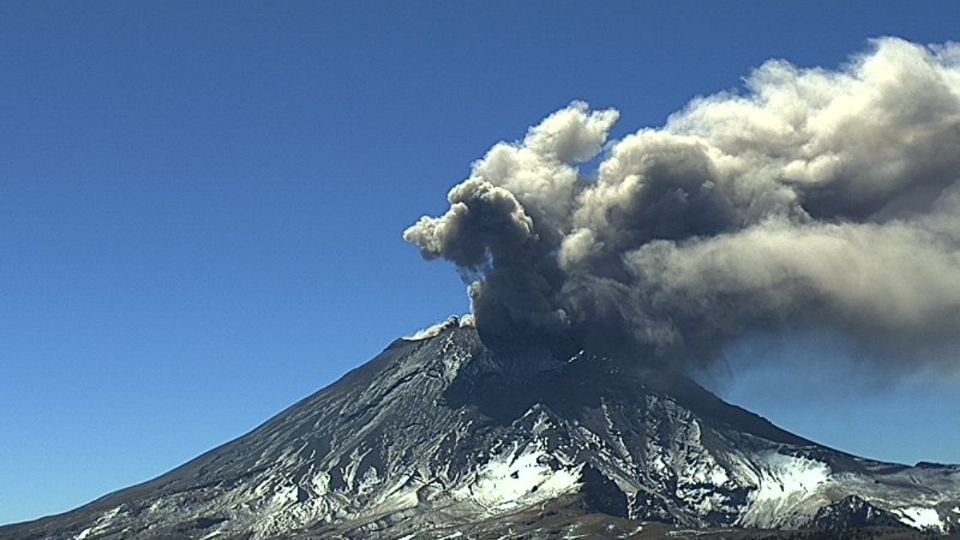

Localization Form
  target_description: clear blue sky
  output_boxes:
[2,1,958,526]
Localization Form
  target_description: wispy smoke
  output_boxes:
[405,38,960,372]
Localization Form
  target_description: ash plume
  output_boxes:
[405,38,960,372]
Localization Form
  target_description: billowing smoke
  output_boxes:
[405,38,960,372]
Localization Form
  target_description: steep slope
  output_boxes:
[3,322,959,539]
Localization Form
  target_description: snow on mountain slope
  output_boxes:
[2,323,958,539]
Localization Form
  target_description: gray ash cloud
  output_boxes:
[405,38,960,372]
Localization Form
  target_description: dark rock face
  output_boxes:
[580,465,629,518]
[2,325,958,539]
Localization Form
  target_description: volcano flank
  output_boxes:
[4,321,958,539]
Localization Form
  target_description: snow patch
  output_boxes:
[893,506,945,532]
[454,443,581,512]
[739,452,831,528]
[74,505,124,540]
[752,453,829,502]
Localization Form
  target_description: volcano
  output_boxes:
[4,320,959,539]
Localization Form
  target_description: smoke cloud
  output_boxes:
[405,38,960,373]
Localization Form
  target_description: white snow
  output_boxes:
[74,506,124,540]
[738,452,831,528]
[341,447,371,489]
[453,443,581,511]
[752,453,829,502]
[269,484,299,507]
[310,469,331,494]
[893,506,945,532]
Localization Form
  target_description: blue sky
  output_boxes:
[2,1,958,526]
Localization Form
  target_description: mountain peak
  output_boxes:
[403,315,476,342]
[3,326,958,539]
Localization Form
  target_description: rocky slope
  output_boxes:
[3,320,958,539]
